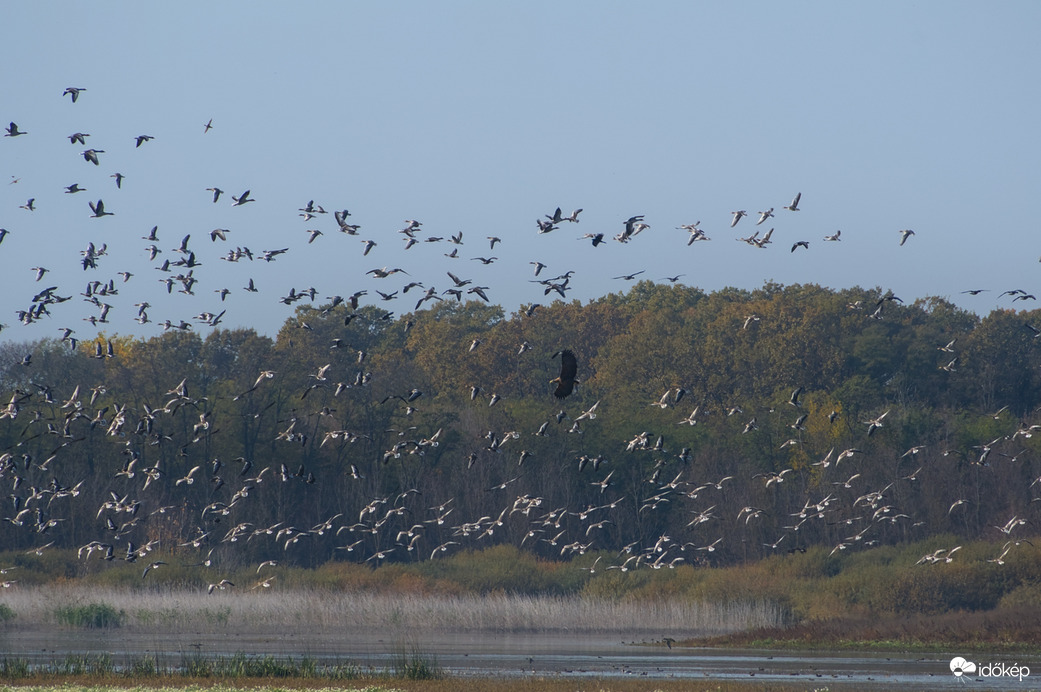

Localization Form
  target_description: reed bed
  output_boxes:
[0,683,830,692]
[0,584,782,635]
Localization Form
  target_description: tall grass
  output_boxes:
[0,585,780,635]
[0,652,361,680]
[178,653,359,679]
[1,535,1034,642]
[391,647,445,680]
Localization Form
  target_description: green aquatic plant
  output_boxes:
[54,602,125,628]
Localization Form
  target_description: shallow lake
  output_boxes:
[4,625,1039,690]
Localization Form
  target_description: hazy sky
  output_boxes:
[2,2,1039,340]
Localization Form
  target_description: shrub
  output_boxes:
[415,544,558,594]
[997,582,1041,610]
[55,602,125,628]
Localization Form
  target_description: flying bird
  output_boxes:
[550,349,578,399]
[788,386,804,407]
[89,199,114,218]
[784,192,802,211]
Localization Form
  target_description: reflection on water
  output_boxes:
[3,625,1038,690]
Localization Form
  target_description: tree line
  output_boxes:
[1,281,1039,572]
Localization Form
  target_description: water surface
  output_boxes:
[4,625,1038,690]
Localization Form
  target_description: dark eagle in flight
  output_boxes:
[551,349,578,399]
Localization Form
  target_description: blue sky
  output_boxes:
[2,2,1039,340]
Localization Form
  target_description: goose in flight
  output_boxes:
[69,132,89,145]
[207,579,235,594]
[89,199,114,218]
[650,390,672,409]
[783,192,802,211]
[134,135,154,147]
[677,407,699,426]
[730,210,747,227]
[613,270,645,281]
[82,149,105,165]
[5,122,27,137]
[232,189,254,206]
[756,208,774,225]
[204,118,213,132]
[65,183,85,194]
[899,229,915,245]
[617,215,647,242]
[862,410,890,436]
[737,230,760,245]
[823,230,841,241]
[682,224,710,244]
[751,227,774,248]
[791,241,809,252]
[63,87,86,102]
[141,560,167,578]
[788,386,804,407]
